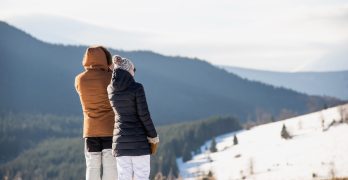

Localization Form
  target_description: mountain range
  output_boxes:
[221,66,348,100]
[3,14,156,52]
[6,14,348,73]
[0,21,344,124]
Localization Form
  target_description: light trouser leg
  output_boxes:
[132,155,150,180]
[85,150,102,180]
[116,156,133,180]
[101,149,117,180]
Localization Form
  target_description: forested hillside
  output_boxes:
[0,114,241,179]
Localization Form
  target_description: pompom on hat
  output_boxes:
[113,55,135,72]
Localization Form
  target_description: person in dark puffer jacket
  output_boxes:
[107,55,159,180]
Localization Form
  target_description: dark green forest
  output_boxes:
[0,114,241,179]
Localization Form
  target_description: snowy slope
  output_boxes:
[178,104,348,180]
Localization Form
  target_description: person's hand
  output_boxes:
[150,142,158,155]
[147,136,160,155]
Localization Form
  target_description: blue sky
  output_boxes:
[1,0,347,71]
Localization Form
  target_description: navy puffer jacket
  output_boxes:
[107,68,157,157]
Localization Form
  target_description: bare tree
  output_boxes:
[249,158,254,176]
[297,119,303,130]
[338,105,348,123]
[329,162,336,180]
[154,172,165,180]
[255,108,273,124]
[278,109,298,121]
[320,112,325,131]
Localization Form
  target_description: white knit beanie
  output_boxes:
[113,55,134,72]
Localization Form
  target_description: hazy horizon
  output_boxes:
[1,0,347,72]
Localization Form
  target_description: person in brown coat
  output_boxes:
[75,46,117,180]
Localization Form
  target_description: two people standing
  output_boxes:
[75,46,159,180]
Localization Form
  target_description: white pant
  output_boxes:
[85,148,117,180]
[116,155,150,180]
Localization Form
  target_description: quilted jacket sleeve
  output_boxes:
[135,84,158,138]
[110,67,117,88]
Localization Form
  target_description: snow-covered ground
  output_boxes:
[178,104,348,180]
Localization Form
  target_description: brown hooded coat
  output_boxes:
[75,46,115,137]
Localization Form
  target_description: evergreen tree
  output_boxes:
[208,170,213,177]
[233,134,238,145]
[202,170,216,180]
[281,124,291,139]
[182,148,192,162]
[182,143,192,162]
[271,116,275,122]
[324,103,328,109]
[210,138,217,153]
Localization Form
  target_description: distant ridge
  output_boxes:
[221,65,348,100]
[0,21,344,124]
